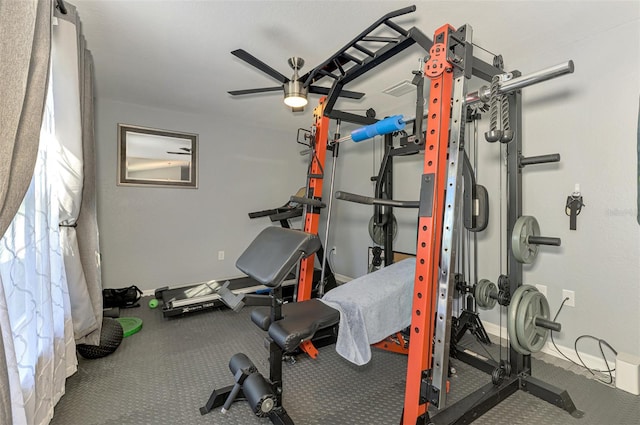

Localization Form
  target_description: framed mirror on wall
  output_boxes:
[117,124,198,188]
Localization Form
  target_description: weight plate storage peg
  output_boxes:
[511,215,540,264]
[507,285,558,355]
[475,279,497,309]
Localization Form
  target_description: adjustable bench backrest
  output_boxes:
[236,227,321,288]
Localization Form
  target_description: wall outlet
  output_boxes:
[535,284,548,297]
[562,289,575,307]
[218,250,225,261]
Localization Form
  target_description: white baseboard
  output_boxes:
[482,321,615,375]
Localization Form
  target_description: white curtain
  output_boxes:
[0,77,76,425]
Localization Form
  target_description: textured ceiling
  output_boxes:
[70,0,637,131]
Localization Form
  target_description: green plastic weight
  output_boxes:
[148,298,159,309]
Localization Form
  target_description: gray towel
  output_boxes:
[320,258,416,365]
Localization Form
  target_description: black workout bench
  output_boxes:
[201,226,340,424]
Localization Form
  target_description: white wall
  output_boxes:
[96,99,307,291]
[321,2,640,361]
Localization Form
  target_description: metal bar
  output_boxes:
[200,384,235,415]
[361,35,400,43]
[506,92,528,374]
[319,69,338,79]
[323,28,432,116]
[466,61,574,105]
[431,24,472,410]
[534,317,562,332]
[318,120,340,297]
[384,18,409,36]
[520,153,561,166]
[470,56,502,82]
[502,60,574,92]
[341,52,363,65]
[353,43,375,57]
[403,23,457,423]
[430,378,520,425]
[520,376,584,418]
[325,109,377,126]
[383,133,394,265]
[453,347,499,375]
[338,37,417,86]
[528,236,561,246]
[302,5,416,87]
[296,99,330,302]
[335,191,419,208]
[333,59,346,76]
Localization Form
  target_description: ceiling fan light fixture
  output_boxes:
[283,80,308,108]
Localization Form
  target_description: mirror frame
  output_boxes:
[117,124,198,188]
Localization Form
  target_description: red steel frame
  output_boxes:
[296,97,330,359]
[403,24,456,423]
[296,97,330,303]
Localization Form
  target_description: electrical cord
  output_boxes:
[550,297,618,384]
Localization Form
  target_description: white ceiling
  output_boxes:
[70,0,638,131]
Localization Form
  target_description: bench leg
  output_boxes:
[268,337,284,399]
[269,407,295,425]
[199,384,236,415]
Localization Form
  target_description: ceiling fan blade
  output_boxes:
[308,86,365,99]
[179,147,191,152]
[231,49,289,84]
[167,151,190,155]
[228,86,284,96]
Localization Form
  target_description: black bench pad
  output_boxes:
[236,227,320,288]
[266,300,340,352]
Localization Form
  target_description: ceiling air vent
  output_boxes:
[382,80,415,97]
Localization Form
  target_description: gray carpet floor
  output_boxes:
[51,298,640,425]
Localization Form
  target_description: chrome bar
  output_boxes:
[466,61,574,105]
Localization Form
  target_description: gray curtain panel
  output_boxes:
[56,3,103,345]
[0,0,53,422]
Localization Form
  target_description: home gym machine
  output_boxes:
[398,23,580,425]
[327,20,580,421]
[201,5,582,425]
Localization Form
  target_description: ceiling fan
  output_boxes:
[228,49,365,111]
[166,147,191,155]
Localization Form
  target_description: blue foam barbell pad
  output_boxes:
[351,115,405,142]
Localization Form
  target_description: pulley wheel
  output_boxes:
[368,214,397,245]
[511,216,540,264]
[508,285,552,354]
[475,279,497,309]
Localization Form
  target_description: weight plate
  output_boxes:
[507,285,537,355]
[511,216,540,264]
[515,291,550,354]
[368,214,398,245]
[475,279,497,309]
